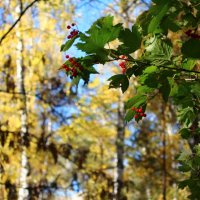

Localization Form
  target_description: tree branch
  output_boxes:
[107,58,200,74]
[0,0,40,45]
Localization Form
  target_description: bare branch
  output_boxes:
[0,0,40,45]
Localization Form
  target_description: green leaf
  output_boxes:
[144,37,173,66]
[193,156,200,166]
[137,85,154,94]
[139,73,159,88]
[118,25,142,54]
[125,94,147,109]
[126,67,135,78]
[179,128,190,139]
[152,0,167,4]
[143,66,158,74]
[195,145,200,157]
[169,79,178,97]
[178,107,196,127]
[139,66,161,88]
[125,109,135,122]
[108,74,129,93]
[79,55,103,66]
[76,16,122,61]
[72,76,81,86]
[182,39,200,59]
[136,11,152,35]
[178,150,192,162]
[182,13,197,27]
[161,16,180,32]
[182,59,196,70]
[148,1,170,33]
[173,83,194,108]
[60,36,78,52]
[191,82,200,97]
[179,180,190,189]
[85,66,99,74]
[178,164,191,172]
[126,64,146,77]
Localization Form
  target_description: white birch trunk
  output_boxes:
[15,4,29,200]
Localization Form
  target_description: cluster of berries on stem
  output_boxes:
[67,23,79,39]
[118,55,127,74]
[131,106,147,119]
[61,55,83,77]
[185,29,200,39]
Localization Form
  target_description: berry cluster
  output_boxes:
[67,23,79,39]
[131,106,147,119]
[61,55,83,77]
[118,55,127,74]
[185,30,200,39]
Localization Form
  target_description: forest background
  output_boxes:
[0,0,195,199]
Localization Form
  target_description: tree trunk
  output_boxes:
[15,2,29,200]
[146,186,151,200]
[161,104,167,200]
[115,92,125,200]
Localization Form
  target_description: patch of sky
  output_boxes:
[54,189,83,199]
[5,13,14,24]
[31,6,40,29]
[0,8,4,27]
[133,0,151,16]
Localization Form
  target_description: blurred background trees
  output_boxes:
[0,0,190,199]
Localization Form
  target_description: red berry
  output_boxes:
[143,114,147,117]
[122,68,126,74]
[119,55,126,59]
[134,114,139,119]
[75,62,79,67]
[66,55,70,59]
[74,31,78,35]
[67,35,72,39]
[72,60,76,65]
[62,64,67,68]
[185,30,192,36]
[119,62,126,68]
[65,67,70,71]
[131,107,135,111]
[67,25,71,29]
[69,58,74,62]
[78,66,83,71]
[138,108,143,113]
[72,70,77,77]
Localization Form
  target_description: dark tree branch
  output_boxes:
[0,0,40,45]
[107,58,200,74]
